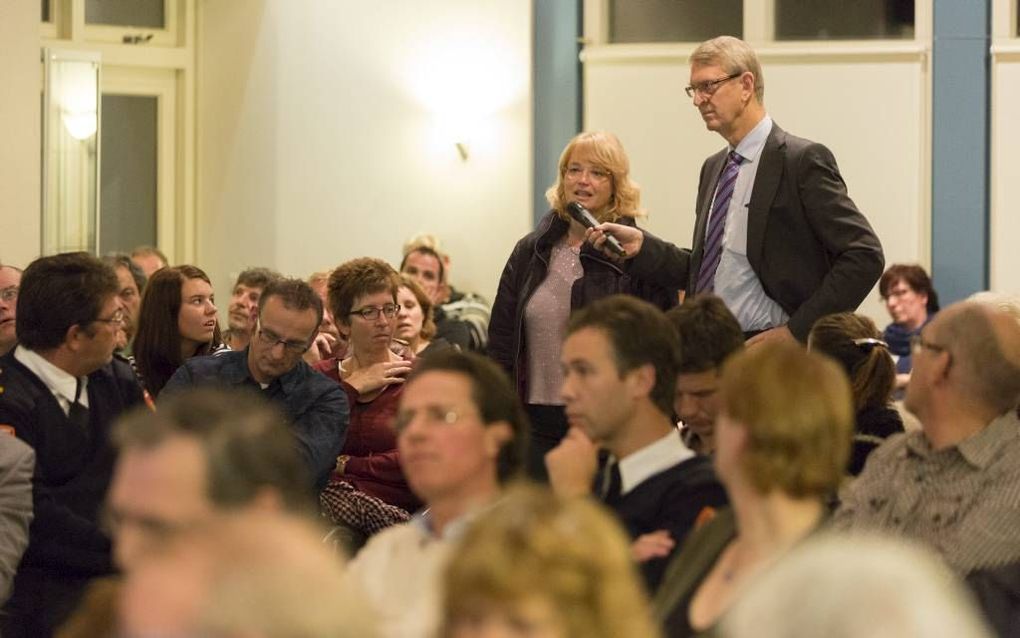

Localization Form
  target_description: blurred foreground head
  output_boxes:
[119,511,378,638]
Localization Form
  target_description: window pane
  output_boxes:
[609,0,742,44]
[100,95,157,254]
[85,0,165,29]
[42,0,50,23]
[775,0,914,40]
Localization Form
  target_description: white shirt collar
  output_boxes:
[14,345,88,412]
[732,115,773,163]
[617,430,695,495]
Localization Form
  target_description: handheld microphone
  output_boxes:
[566,201,627,257]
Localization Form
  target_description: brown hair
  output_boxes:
[720,342,852,498]
[259,278,324,331]
[667,294,744,374]
[398,274,437,341]
[935,303,1020,415]
[879,264,939,314]
[567,295,680,417]
[16,252,118,351]
[133,265,222,397]
[809,313,895,412]
[327,258,400,327]
[233,267,281,292]
[545,131,642,223]
[441,485,661,638]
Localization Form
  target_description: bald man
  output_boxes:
[835,301,1020,574]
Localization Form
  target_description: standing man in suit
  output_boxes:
[0,253,143,637]
[591,36,884,343]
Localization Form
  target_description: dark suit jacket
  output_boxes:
[601,455,728,593]
[0,351,143,637]
[630,122,884,340]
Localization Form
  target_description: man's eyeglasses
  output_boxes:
[685,72,742,99]
[910,335,946,355]
[0,286,18,303]
[91,309,125,327]
[349,304,400,321]
[256,322,311,354]
[392,405,472,434]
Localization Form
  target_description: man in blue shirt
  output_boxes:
[164,278,348,489]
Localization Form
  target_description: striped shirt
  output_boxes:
[834,411,1020,574]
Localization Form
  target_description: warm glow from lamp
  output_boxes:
[58,61,98,140]
[403,28,525,161]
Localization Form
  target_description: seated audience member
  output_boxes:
[402,234,492,352]
[666,294,744,455]
[222,267,281,352]
[102,254,146,353]
[0,253,143,638]
[654,342,853,637]
[118,512,378,638]
[106,388,314,571]
[0,434,33,605]
[809,313,903,475]
[834,301,1020,574]
[348,350,528,638]
[441,485,662,638]
[162,278,349,489]
[129,245,167,279]
[0,264,21,356]
[547,295,727,591]
[306,269,345,362]
[879,264,939,388]
[396,274,454,359]
[315,258,417,528]
[400,243,474,351]
[723,534,992,638]
[132,265,223,399]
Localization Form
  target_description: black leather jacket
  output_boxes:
[487,211,678,400]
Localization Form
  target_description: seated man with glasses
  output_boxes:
[0,253,143,638]
[835,301,1020,575]
[163,278,349,491]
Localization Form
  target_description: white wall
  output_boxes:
[584,48,929,324]
[991,51,1020,292]
[0,2,42,267]
[197,0,532,310]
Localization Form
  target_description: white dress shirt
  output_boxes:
[13,346,87,415]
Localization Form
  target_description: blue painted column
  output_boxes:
[931,0,990,301]
[532,0,583,226]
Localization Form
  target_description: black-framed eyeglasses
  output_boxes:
[910,334,945,355]
[685,73,742,99]
[91,308,125,327]
[256,321,312,354]
[0,286,17,303]
[349,304,400,321]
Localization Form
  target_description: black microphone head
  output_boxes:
[565,201,595,228]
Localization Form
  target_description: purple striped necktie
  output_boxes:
[695,150,744,294]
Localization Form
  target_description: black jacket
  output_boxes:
[0,351,142,636]
[488,211,678,399]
